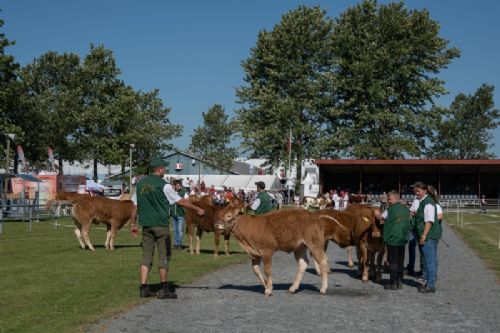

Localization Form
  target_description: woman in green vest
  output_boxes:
[413,182,441,293]
[376,190,411,290]
[171,179,189,249]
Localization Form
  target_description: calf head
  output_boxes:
[214,203,242,232]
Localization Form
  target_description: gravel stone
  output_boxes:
[93,223,500,333]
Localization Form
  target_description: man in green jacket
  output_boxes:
[132,158,204,299]
[376,190,411,290]
[249,181,273,215]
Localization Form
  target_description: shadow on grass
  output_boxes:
[90,244,141,249]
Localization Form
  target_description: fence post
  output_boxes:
[0,199,3,235]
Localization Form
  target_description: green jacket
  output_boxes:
[171,188,187,217]
[254,191,273,215]
[415,195,441,240]
[136,174,170,227]
[383,202,411,246]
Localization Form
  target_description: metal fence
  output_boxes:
[0,199,72,234]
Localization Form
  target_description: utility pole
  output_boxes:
[129,143,135,193]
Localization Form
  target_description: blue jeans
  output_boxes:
[420,238,438,288]
[172,216,184,247]
[407,230,423,272]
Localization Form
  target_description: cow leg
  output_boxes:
[358,242,369,282]
[309,245,328,295]
[195,227,202,255]
[73,221,85,249]
[252,258,267,289]
[214,230,220,257]
[187,224,195,255]
[81,222,95,251]
[104,225,111,249]
[347,246,355,268]
[289,245,309,294]
[262,254,273,297]
[314,241,330,275]
[224,234,231,256]
[108,224,118,250]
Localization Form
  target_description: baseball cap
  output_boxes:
[149,157,168,168]
[255,181,266,189]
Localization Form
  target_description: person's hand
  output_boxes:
[197,208,205,216]
[419,235,426,245]
[131,225,139,238]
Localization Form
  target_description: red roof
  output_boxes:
[315,159,500,166]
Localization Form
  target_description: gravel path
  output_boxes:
[94,223,500,333]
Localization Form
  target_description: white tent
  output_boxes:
[223,175,253,191]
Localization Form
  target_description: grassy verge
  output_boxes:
[445,210,500,280]
[0,219,248,333]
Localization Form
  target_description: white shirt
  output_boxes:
[132,183,181,206]
[410,197,419,213]
[251,198,261,211]
[420,195,435,223]
[412,196,441,222]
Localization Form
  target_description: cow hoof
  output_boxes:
[214,254,219,257]
[288,288,297,294]
[362,278,368,283]
[320,290,327,295]
[264,290,273,297]
[348,263,355,269]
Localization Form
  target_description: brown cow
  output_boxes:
[185,195,244,256]
[215,208,329,296]
[345,204,385,283]
[68,196,136,251]
[311,206,384,283]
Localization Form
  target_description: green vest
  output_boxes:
[383,202,411,246]
[415,195,441,240]
[171,188,187,217]
[136,175,170,227]
[255,191,273,215]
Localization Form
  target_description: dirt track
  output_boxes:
[94,222,500,333]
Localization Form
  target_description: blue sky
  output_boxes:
[2,0,499,157]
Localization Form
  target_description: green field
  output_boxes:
[0,219,248,333]
[445,209,500,280]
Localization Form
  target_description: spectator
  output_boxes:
[171,179,189,249]
[132,157,204,299]
[480,195,487,214]
[249,181,273,214]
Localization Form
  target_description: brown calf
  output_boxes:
[69,196,136,251]
[215,208,329,296]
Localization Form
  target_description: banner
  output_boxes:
[17,145,27,173]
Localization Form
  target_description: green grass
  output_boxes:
[445,209,500,280]
[0,219,248,333]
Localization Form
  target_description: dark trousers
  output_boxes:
[387,245,405,284]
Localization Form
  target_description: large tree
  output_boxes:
[0,18,21,166]
[331,0,460,158]
[429,84,499,159]
[19,51,83,172]
[188,104,236,172]
[236,6,336,187]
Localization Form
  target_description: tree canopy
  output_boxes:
[189,104,236,172]
[430,84,500,159]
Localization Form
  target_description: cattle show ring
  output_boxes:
[1,158,500,333]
